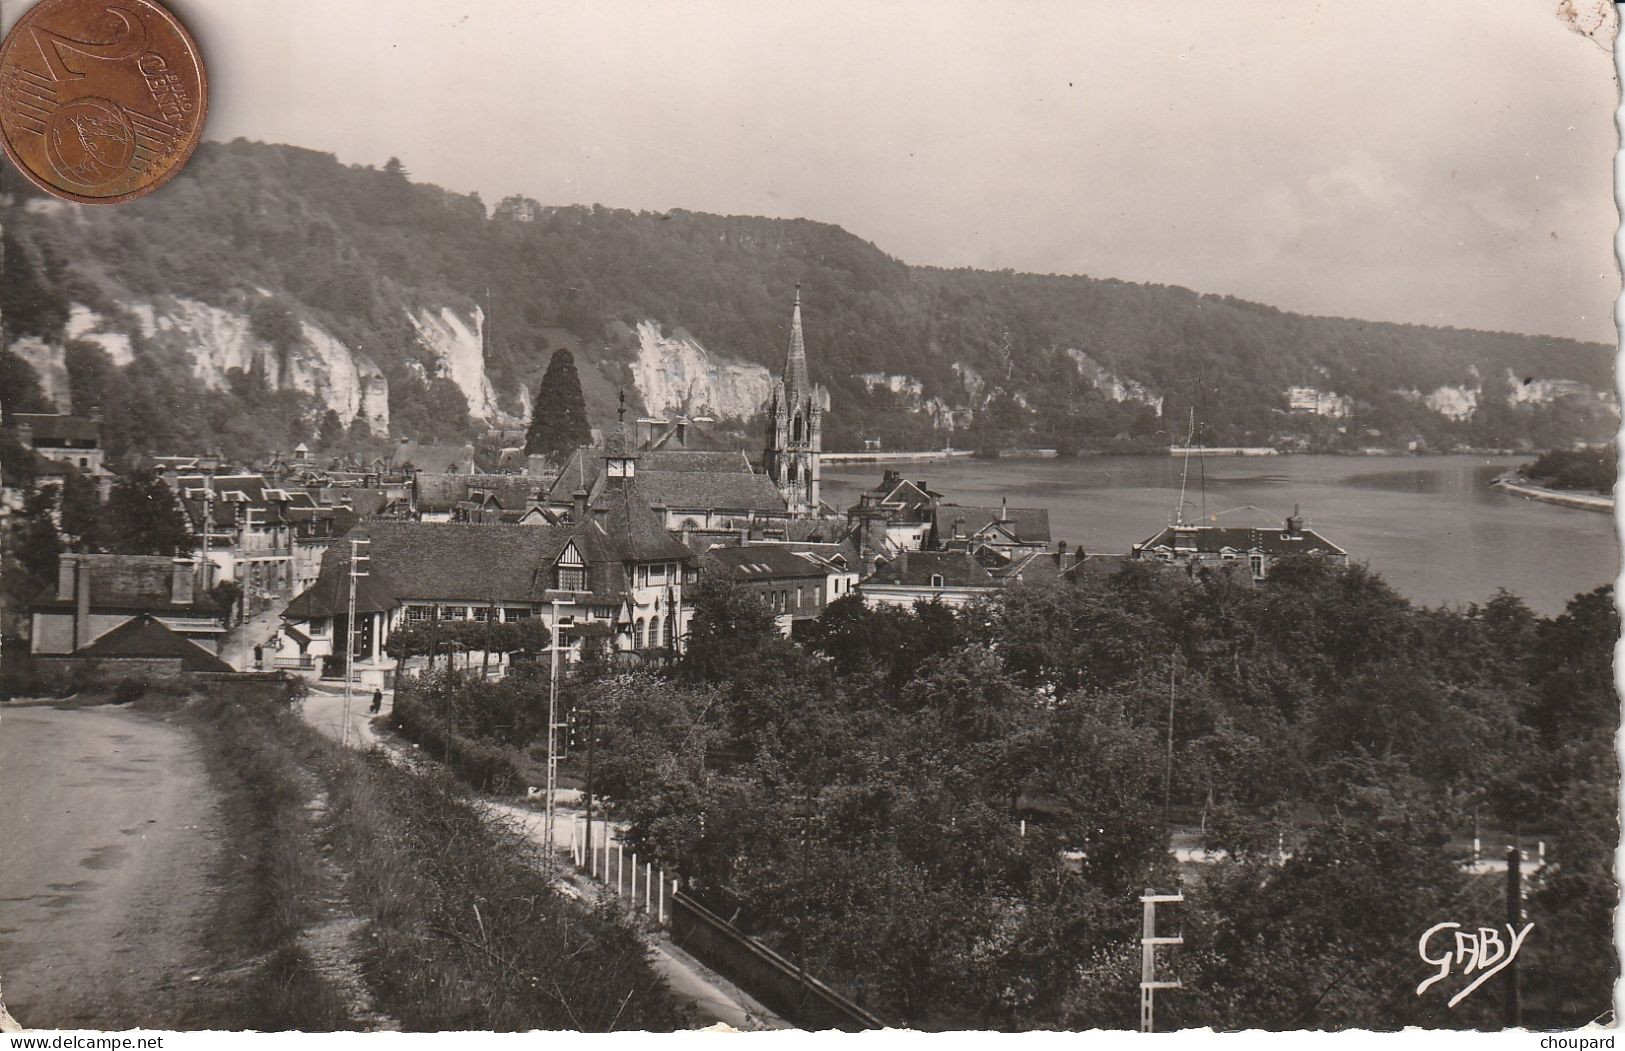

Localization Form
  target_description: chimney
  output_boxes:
[999,495,1009,523]
[573,487,589,521]
[171,558,193,604]
[883,469,899,486]
[74,556,92,650]
[1055,539,1067,565]
[918,479,928,493]
[57,552,77,600]
[1286,504,1304,538]
[953,515,966,540]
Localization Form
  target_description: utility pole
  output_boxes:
[543,595,575,872]
[1505,846,1523,1027]
[340,537,369,748]
[1140,889,1184,1033]
[583,708,597,876]
[1163,657,1177,825]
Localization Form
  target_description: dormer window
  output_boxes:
[606,456,635,479]
[930,573,945,588]
[556,541,586,591]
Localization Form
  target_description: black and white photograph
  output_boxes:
[0,0,1619,1038]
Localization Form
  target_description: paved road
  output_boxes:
[299,682,387,747]
[0,705,222,1029]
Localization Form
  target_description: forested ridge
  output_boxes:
[2,138,1614,459]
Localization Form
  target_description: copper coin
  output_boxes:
[0,0,206,204]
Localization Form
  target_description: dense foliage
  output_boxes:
[2,140,1613,461]
[1523,445,1617,494]
[555,566,1616,1030]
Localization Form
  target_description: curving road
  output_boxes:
[0,704,223,1030]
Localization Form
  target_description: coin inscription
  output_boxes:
[0,0,207,204]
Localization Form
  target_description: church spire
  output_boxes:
[784,283,809,394]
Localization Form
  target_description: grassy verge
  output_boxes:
[140,682,680,1031]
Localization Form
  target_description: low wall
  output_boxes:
[668,890,886,1032]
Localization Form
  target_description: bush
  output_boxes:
[390,693,526,794]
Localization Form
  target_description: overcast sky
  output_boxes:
[11,0,1618,342]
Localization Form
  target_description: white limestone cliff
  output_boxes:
[408,305,518,425]
[629,321,773,419]
[1064,349,1165,415]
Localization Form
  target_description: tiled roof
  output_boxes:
[934,504,1052,545]
[284,556,402,618]
[316,521,569,605]
[75,614,232,671]
[546,446,754,504]
[635,470,786,514]
[703,545,830,582]
[641,419,731,452]
[1135,524,1346,558]
[592,480,696,562]
[864,550,997,588]
[31,555,213,614]
[466,476,547,510]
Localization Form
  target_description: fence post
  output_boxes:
[617,843,624,897]
[645,861,652,912]
[632,852,639,901]
[658,869,666,924]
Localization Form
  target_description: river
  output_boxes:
[820,455,1618,614]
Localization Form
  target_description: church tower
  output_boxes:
[763,286,826,517]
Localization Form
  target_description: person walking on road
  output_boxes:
[370,688,383,714]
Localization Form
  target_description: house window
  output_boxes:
[444,606,468,620]
[506,607,531,620]
[557,567,586,591]
[309,618,329,637]
[634,617,646,649]
[930,574,945,588]
[636,565,649,588]
[1250,554,1266,579]
[649,615,661,648]
[662,615,673,646]
[649,563,666,585]
[795,586,803,609]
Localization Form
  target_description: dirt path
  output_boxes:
[0,704,224,1030]
[294,696,786,1031]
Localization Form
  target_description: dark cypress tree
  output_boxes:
[524,349,592,461]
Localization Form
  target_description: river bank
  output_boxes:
[1491,473,1614,513]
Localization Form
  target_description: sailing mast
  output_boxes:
[1174,408,1196,525]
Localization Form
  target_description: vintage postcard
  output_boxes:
[0,0,1619,1041]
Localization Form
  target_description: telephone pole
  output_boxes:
[340,537,369,747]
[543,595,575,871]
[1140,889,1184,1033]
[1505,846,1523,1027]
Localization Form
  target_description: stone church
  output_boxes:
[762,287,828,517]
